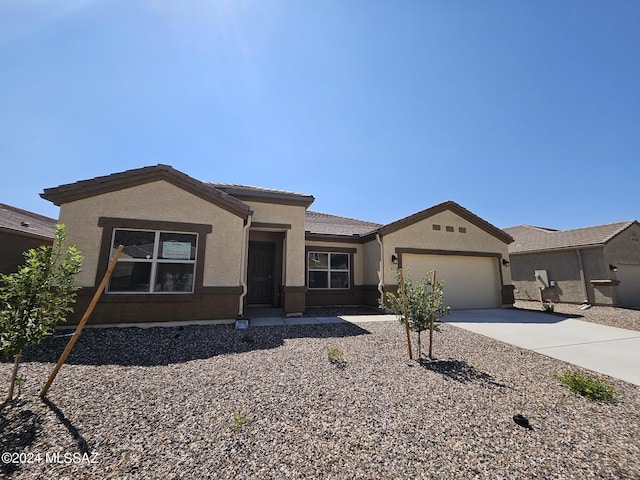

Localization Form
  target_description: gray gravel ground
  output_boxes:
[514,300,640,332]
[1,318,639,479]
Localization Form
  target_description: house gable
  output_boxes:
[604,221,640,265]
[378,201,513,244]
[56,180,247,289]
[41,164,250,219]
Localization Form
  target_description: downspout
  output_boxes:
[238,212,253,318]
[575,248,589,304]
[376,233,385,306]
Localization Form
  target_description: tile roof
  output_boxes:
[504,221,637,254]
[0,203,56,240]
[305,211,382,236]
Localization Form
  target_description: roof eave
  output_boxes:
[40,165,251,220]
[225,190,315,208]
[509,243,605,255]
[305,232,366,244]
[0,226,55,242]
[378,201,514,244]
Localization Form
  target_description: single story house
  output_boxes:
[0,203,55,275]
[504,222,640,307]
[41,165,515,324]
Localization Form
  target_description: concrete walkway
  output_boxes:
[445,309,640,387]
[249,314,397,327]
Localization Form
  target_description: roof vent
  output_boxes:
[21,221,30,227]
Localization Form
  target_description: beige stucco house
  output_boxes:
[41,165,515,324]
[505,222,640,307]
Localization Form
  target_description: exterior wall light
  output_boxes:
[609,264,618,272]
[391,254,398,265]
[502,259,510,267]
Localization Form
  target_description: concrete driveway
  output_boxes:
[445,309,640,387]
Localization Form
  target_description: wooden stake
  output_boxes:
[428,270,437,359]
[6,352,22,402]
[40,245,124,398]
[399,268,413,360]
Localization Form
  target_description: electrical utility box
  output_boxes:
[534,270,549,289]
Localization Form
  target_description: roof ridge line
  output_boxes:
[551,220,635,234]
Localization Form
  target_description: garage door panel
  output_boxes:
[403,254,500,309]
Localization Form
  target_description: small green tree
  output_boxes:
[0,224,82,402]
[384,269,450,359]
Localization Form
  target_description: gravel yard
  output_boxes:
[1,318,639,479]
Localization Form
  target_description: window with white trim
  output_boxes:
[108,229,197,293]
[307,252,350,289]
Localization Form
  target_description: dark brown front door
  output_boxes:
[247,242,275,305]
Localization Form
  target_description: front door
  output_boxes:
[247,242,275,305]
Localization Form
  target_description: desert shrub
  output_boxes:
[328,347,346,368]
[542,301,555,313]
[553,369,615,401]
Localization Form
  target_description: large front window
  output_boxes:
[307,252,350,289]
[108,229,197,293]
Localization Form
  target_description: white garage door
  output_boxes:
[402,254,501,309]
[617,264,640,307]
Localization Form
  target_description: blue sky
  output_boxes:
[1,1,639,230]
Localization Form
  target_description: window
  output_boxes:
[308,252,350,289]
[108,229,197,294]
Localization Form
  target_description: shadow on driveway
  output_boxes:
[444,308,582,325]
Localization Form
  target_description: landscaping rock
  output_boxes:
[1,319,638,479]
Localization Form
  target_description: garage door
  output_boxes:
[617,264,640,307]
[402,254,501,309]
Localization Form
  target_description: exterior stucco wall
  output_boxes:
[58,180,245,288]
[511,250,585,303]
[382,210,511,286]
[363,238,382,286]
[581,248,610,304]
[245,201,306,287]
[510,247,615,305]
[604,223,640,306]
[605,223,640,266]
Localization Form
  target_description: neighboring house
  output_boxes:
[41,165,515,324]
[504,222,640,307]
[0,203,55,275]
